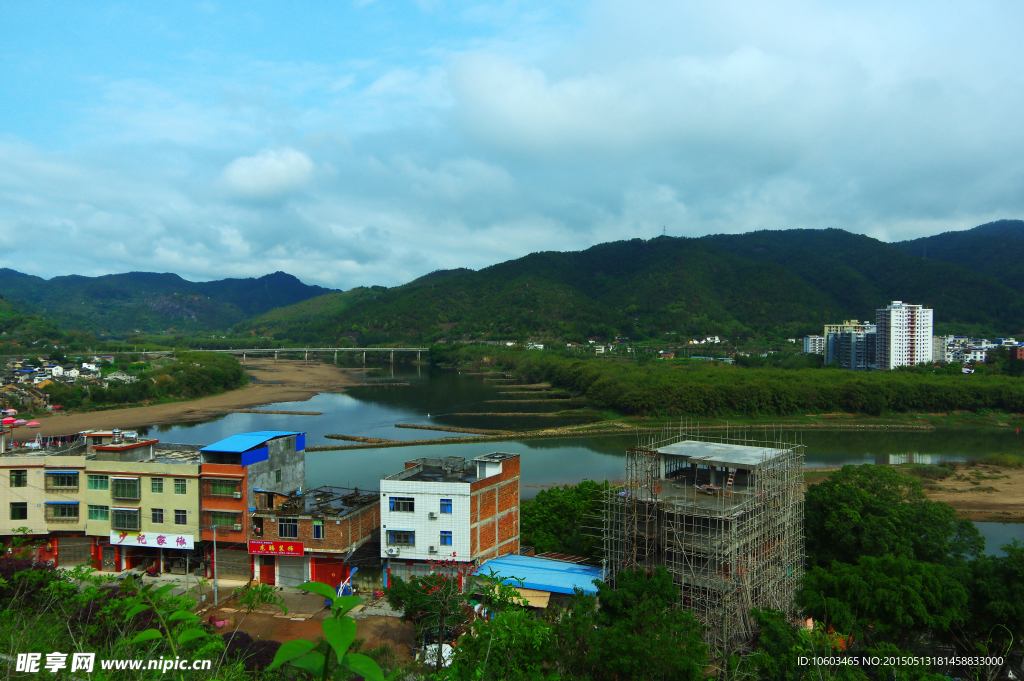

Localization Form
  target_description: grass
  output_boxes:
[977,453,1024,468]
[902,464,955,481]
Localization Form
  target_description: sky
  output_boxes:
[2,1,1023,290]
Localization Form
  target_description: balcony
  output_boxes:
[201,481,242,498]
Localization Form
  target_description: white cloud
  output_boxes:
[222,148,315,199]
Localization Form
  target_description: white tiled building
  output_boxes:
[876,301,934,370]
[803,335,825,355]
[380,453,520,583]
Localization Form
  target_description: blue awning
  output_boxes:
[46,471,80,474]
[44,501,79,505]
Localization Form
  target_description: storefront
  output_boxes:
[249,540,304,587]
[108,531,195,574]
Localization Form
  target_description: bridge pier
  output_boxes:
[274,350,278,363]
[242,352,246,366]
[390,351,394,365]
[334,350,337,365]
[362,351,365,366]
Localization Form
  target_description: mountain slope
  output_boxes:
[235,227,1024,344]
[0,270,334,337]
[893,219,1024,282]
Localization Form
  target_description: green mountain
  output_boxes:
[0,270,334,337]
[234,227,1024,345]
[893,219,1024,282]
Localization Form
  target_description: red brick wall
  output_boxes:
[468,455,521,562]
[479,489,496,520]
[252,502,379,553]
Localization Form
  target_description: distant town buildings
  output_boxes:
[877,301,933,370]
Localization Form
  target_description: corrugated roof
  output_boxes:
[200,431,301,454]
[479,555,602,595]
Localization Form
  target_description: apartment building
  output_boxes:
[802,335,825,355]
[0,455,87,565]
[381,453,520,583]
[876,301,934,370]
[251,486,381,590]
[198,431,306,581]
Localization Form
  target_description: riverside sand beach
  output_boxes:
[27,358,361,437]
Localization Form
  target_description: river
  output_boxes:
[138,365,1024,553]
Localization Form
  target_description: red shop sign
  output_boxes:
[248,540,304,556]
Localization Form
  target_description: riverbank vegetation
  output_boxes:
[435,346,1024,419]
[39,351,249,411]
[470,468,1024,680]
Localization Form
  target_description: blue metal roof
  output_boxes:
[44,501,79,505]
[479,555,602,595]
[200,431,302,453]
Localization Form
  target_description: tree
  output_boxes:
[798,555,968,647]
[521,480,607,557]
[804,465,982,568]
[552,567,707,681]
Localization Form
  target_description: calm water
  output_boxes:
[975,522,1024,556]
[140,366,1024,498]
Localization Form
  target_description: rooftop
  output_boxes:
[259,486,378,517]
[479,554,602,595]
[200,431,301,454]
[655,439,790,469]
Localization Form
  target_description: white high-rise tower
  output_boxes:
[876,301,934,370]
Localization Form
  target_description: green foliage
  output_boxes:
[805,465,983,568]
[798,555,969,641]
[745,608,866,681]
[445,607,557,681]
[469,348,1024,418]
[521,480,607,557]
[551,567,707,681]
[976,453,1024,468]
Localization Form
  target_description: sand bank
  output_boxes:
[25,359,360,438]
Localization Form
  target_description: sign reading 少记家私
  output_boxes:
[109,531,194,550]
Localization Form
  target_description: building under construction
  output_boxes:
[603,427,804,651]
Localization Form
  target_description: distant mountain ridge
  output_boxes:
[0,269,335,337]
[233,221,1024,345]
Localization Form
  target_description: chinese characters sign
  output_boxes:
[248,540,303,556]
[109,531,194,550]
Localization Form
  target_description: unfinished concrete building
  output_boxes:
[604,427,804,651]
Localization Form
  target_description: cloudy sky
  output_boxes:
[2,1,1022,289]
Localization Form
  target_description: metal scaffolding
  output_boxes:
[604,422,805,653]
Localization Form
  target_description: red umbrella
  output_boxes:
[1,418,14,425]
[51,405,62,410]
[26,421,40,427]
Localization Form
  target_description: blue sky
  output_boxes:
[3,1,1023,289]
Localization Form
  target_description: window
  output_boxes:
[173,479,187,495]
[440,498,452,514]
[207,511,235,527]
[88,505,109,521]
[10,502,27,520]
[389,497,414,512]
[387,530,415,546]
[112,478,141,500]
[174,510,187,525]
[112,509,141,531]
[10,470,27,488]
[275,470,282,484]
[46,504,79,521]
[87,474,108,490]
[313,519,324,540]
[440,531,453,546]
[151,478,163,493]
[208,480,237,496]
[47,472,79,490]
[279,518,298,539]
[152,508,164,524]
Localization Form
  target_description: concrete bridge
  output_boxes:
[202,347,429,365]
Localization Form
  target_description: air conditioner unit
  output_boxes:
[232,492,242,499]
[428,512,437,519]
[386,547,400,557]
[232,524,242,531]
[428,545,438,553]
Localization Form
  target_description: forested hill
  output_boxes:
[0,270,334,337]
[234,226,1024,345]
[893,219,1024,282]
